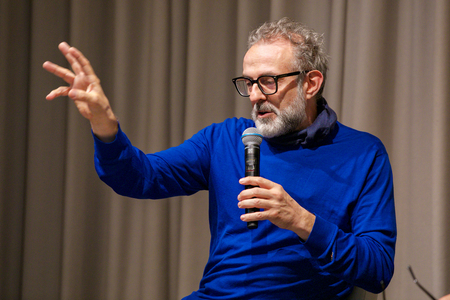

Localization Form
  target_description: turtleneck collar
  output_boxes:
[264,97,338,148]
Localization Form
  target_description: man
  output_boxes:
[44,18,396,299]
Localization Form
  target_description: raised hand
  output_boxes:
[43,42,118,142]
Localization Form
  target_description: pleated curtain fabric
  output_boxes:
[1,0,449,299]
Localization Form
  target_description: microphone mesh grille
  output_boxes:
[241,127,263,145]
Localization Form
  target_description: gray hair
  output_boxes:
[248,17,329,98]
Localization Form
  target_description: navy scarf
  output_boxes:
[265,97,338,148]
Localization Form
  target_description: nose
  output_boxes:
[248,83,267,105]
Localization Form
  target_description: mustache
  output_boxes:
[253,102,279,114]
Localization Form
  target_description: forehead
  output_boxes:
[243,39,294,77]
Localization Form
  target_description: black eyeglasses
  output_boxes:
[408,265,437,300]
[232,71,308,97]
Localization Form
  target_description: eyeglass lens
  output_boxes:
[235,76,277,96]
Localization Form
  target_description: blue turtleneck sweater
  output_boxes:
[94,100,396,300]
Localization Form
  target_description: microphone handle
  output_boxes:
[245,145,260,229]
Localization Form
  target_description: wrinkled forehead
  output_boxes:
[243,40,295,77]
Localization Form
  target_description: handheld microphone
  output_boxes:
[241,127,263,229]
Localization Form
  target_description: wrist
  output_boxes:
[91,115,119,143]
[293,210,316,241]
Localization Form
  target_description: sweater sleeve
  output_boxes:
[93,124,211,199]
[303,141,396,293]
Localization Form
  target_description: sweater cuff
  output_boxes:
[303,215,338,260]
[93,123,130,162]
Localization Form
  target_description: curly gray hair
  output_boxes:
[248,17,329,98]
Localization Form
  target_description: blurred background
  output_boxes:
[1,0,449,299]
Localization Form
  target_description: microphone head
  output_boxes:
[241,127,263,146]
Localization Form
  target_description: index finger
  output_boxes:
[42,61,75,84]
[239,176,277,189]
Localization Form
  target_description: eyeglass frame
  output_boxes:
[231,70,310,97]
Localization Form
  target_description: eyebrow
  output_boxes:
[241,72,279,79]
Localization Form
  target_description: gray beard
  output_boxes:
[251,92,307,138]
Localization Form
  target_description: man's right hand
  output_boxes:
[43,42,118,142]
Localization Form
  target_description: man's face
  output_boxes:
[243,39,307,138]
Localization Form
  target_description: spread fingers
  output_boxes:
[43,61,75,84]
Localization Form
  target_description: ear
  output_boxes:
[302,70,324,100]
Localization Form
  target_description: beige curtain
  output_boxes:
[1,0,449,299]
